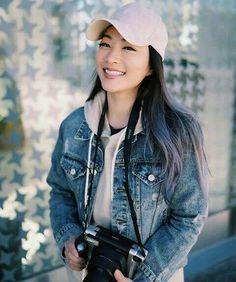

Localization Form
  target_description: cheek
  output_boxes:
[95,53,100,68]
[129,62,150,80]
[127,54,150,72]
[95,51,103,68]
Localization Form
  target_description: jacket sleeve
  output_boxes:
[133,151,208,282]
[47,121,83,256]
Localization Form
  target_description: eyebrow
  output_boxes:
[102,33,126,42]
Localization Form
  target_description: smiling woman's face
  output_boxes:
[96,25,152,98]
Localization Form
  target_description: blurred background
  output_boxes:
[0,0,235,281]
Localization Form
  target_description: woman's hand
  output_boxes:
[114,269,133,282]
[64,237,87,271]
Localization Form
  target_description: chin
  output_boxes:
[101,84,123,94]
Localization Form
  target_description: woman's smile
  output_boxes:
[103,68,126,79]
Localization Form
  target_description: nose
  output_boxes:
[105,48,121,64]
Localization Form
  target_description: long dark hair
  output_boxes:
[87,46,208,202]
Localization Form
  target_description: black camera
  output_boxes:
[75,225,148,282]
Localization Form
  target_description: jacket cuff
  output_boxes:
[54,223,84,254]
[133,262,158,281]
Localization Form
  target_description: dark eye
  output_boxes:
[99,42,110,48]
[123,46,136,51]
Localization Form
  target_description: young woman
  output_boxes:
[47,3,208,282]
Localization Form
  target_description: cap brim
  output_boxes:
[86,19,112,41]
[86,18,148,47]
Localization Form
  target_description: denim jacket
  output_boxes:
[47,107,208,282]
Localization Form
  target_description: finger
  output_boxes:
[66,256,85,264]
[114,269,132,282]
[65,241,85,262]
[67,259,86,268]
[65,251,82,263]
[64,239,87,271]
[66,253,86,267]
[67,241,79,258]
[114,269,124,281]
[66,256,85,266]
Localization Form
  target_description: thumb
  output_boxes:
[114,269,124,281]
[67,238,79,258]
[114,269,124,282]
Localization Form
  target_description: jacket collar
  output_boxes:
[74,119,92,140]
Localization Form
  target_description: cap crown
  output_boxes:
[86,2,168,60]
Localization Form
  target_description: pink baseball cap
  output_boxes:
[86,2,168,60]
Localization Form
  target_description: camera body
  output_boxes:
[75,225,148,282]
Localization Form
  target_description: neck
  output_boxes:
[106,91,137,128]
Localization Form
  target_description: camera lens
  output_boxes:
[83,268,113,282]
[83,254,118,282]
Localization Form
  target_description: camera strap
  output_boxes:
[84,93,144,253]
[84,95,108,226]
[123,99,145,253]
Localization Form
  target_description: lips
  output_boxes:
[103,68,125,77]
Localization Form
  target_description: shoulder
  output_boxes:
[59,106,87,138]
[62,107,85,126]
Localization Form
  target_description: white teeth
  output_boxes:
[104,69,125,76]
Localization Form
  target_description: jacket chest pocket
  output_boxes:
[131,162,164,241]
[60,153,87,189]
[132,162,163,193]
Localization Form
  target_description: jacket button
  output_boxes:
[152,193,159,201]
[148,174,155,182]
[70,168,76,176]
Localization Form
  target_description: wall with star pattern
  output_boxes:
[0,0,236,281]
